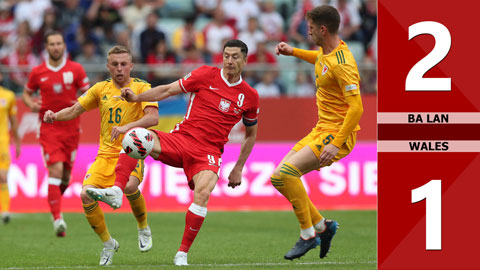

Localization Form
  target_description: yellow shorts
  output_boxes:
[292,128,357,168]
[83,155,145,188]
[0,142,10,170]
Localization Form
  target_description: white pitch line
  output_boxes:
[0,261,377,269]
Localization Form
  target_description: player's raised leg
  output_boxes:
[282,145,339,259]
[124,172,153,252]
[280,146,324,260]
[87,129,161,209]
[174,170,218,266]
[81,185,119,265]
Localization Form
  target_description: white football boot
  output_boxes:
[138,226,153,252]
[53,218,67,237]
[99,238,120,266]
[174,251,188,266]
[86,186,123,209]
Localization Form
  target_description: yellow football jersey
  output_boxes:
[314,41,361,132]
[0,86,17,146]
[293,41,361,133]
[78,78,158,157]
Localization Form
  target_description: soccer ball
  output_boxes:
[122,127,154,159]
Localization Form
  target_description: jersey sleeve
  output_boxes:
[138,83,159,110]
[75,64,90,92]
[292,48,319,64]
[178,65,209,93]
[242,91,259,126]
[77,83,100,111]
[25,68,38,93]
[333,63,360,97]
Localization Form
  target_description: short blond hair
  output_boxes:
[107,45,132,60]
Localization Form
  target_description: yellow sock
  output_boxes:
[83,202,111,242]
[280,163,312,230]
[0,183,10,212]
[271,175,290,199]
[309,200,324,227]
[126,190,148,229]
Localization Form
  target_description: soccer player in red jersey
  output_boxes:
[22,31,90,237]
[87,39,259,265]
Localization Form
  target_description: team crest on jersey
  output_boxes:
[0,98,6,107]
[53,83,63,94]
[321,64,328,75]
[218,98,231,112]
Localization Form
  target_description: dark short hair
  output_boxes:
[306,5,340,34]
[44,30,64,44]
[223,39,248,59]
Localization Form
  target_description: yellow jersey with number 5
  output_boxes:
[78,78,158,157]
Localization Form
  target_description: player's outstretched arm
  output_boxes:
[228,124,258,188]
[122,81,183,103]
[43,102,86,123]
[110,106,159,141]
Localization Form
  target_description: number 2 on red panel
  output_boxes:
[406,21,451,91]
[411,180,442,250]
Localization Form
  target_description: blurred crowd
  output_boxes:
[0,0,377,96]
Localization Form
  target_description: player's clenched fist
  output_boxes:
[43,110,56,123]
[121,87,137,102]
[275,42,294,56]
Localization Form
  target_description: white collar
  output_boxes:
[46,56,67,72]
[220,68,242,87]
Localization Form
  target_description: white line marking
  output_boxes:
[0,261,377,269]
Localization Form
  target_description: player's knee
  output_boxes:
[273,165,282,177]
[124,184,138,194]
[194,189,211,206]
[80,188,94,204]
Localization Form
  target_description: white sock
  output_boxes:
[188,203,207,217]
[48,177,61,186]
[103,238,115,249]
[314,218,326,233]
[300,226,315,239]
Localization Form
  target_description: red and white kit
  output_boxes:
[153,65,259,187]
[25,57,89,168]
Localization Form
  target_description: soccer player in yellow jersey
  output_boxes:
[0,76,21,224]
[274,5,363,260]
[43,46,159,266]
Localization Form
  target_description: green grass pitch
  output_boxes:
[0,210,376,270]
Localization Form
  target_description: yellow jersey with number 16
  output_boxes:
[78,78,158,157]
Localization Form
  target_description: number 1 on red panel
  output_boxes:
[411,180,442,250]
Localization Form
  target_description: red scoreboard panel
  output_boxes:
[378,0,480,269]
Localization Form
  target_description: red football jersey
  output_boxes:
[177,65,259,151]
[25,58,90,129]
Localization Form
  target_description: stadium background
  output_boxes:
[0,0,377,212]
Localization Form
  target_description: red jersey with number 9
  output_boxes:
[25,58,90,129]
[177,65,259,151]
